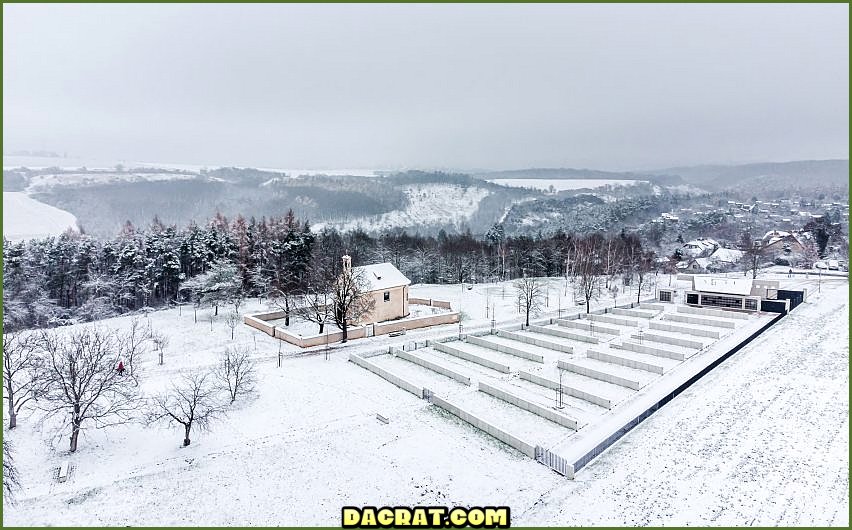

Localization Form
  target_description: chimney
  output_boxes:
[342,255,352,274]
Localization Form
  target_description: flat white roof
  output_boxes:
[353,262,411,291]
[692,276,753,296]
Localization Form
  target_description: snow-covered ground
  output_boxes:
[3,275,847,526]
[487,178,642,191]
[313,184,491,233]
[2,192,78,241]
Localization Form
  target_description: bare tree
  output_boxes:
[118,318,152,380]
[3,439,20,501]
[37,327,142,452]
[297,262,335,334]
[739,232,764,279]
[151,330,170,366]
[225,312,240,340]
[514,275,544,326]
[572,236,605,313]
[602,238,623,289]
[147,371,224,447]
[625,245,657,303]
[215,346,257,404]
[3,333,47,429]
[269,269,300,327]
[332,266,376,343]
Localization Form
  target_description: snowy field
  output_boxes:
[486,178,642,191]
[2,192,78,241]
[2,275,847,526]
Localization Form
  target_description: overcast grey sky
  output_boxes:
[3,3,848,171]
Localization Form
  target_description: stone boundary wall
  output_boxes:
[610,308,655,319]
[613,341,685,361]
[676,305,751,320]
[431,342,511,373]
[466,335,545,363]
[629,332,703,350]
[527,324,599,345]
[244,314,277,336]
[409,297,453,310]
[348,354,424,398]
[519,371,613,409]
[497,330,576,353]
[664,313,737,329]
[246,302,458,348]
[391,348,471,385]
[639,303,665,311]
[558,360,642,390]
[650,321,721,339]
[555,318,620,336]
[584,313,640,327]
[430,395,537,458]
[587,349,665,374]
[374,312,460,335]
[478,382,579,430]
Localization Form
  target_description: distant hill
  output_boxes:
[473,167,684,187]
[651,159,849,191]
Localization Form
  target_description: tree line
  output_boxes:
[3,210,658,333]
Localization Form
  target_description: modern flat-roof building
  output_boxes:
[658,276,784,312]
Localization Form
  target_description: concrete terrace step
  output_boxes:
[447,387,574,445]
[478,381,579,430]
[466,334,545,363]
[649,320,722,339]
[391,348,472,385]
[585,348,667,375]
[611,340,687,361]
[371,354,469,396]
[664,313,738,329]
[628,330,705,350]
[472,334,568,364]
[497,329,576,353]
[538,365,635,403]
[413,347,512,380]
[639,303,665,311]
[526,324,600,344]
[610,307,656,319]
[556,318,621,336]
[596,346,682,370]
[557,358,653,390]
[518,370,615,409]
[583,313,640,327]
[429,342,512,374]
[501,377,603,425]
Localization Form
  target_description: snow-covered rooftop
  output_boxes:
[692,276,753,296]
[763,230,790,240]
[353,262,411,291]
[710,248,744,264]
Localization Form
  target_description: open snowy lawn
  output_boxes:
[2,192,78,241]
[4,350,566,526]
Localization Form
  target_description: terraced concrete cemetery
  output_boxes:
[352,300,777,478]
